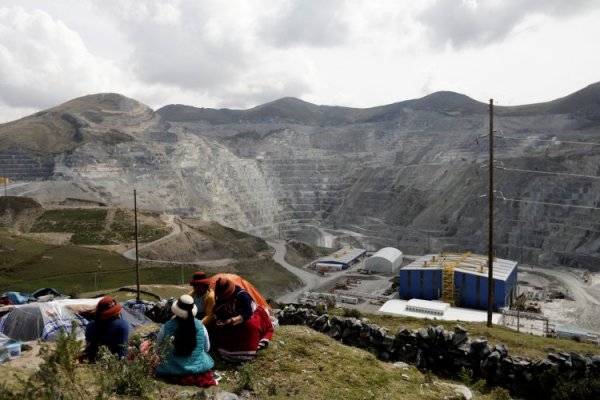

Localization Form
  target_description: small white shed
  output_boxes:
[365,247,403,273]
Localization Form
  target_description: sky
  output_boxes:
[1,0,599,123]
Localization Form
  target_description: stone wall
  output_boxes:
[276,305,600,399]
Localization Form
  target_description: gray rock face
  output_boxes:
[4,86,600,268]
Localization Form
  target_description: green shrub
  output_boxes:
[458,367,473,385]
[95,345,157,399]
[314,303,327,315]
[15,323,87,400]
[236,362,256,393]
[342,308,362,319]
[490,386,511,400]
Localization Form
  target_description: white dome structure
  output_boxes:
[365,247,403,273]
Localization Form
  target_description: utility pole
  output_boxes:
[97,259,102,291]
[487,99,495,328]
[427,232,431,253]
[3,166,6,197]
[134,189,140,301]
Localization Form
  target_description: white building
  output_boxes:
[365,247,403,273]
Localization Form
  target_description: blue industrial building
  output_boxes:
[398,253,518,311]
[315,247,367,271]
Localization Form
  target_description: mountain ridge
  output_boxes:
[2,83,600,271]
[156,82,600,125]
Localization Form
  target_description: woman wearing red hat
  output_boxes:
[212,277,273,362]
[187,271,215,326]
[84,296,129,362]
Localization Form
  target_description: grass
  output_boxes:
[28,208,169,245]
[30,208,106,232]
[231,257,303,299]
[0,325,458,400]
[218,325,454,399]
[0,230,200,294]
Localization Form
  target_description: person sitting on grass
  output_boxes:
[212,277,274,362]
[155,294,216,387]
[85,295,129,362]
[187,271,215,326]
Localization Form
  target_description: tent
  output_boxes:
[2,292,31,305]
[31,287,66,302]
[0,302,88,341]
[208,273,272,314]
[0,299,153,342]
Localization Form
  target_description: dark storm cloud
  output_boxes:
[260,0,351,47]
[419,0,599,48]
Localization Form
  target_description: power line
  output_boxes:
[495,192,600,211]
[496,166,600,180]
[497,134,600,147]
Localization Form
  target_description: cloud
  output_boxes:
[92,0,316,108]
[94,0,258,91]
[419,0,599,49]
[0,6,113,110]
[259,0,351,47]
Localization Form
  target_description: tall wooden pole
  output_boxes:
[487,99,494,327]
[134,189,140,301]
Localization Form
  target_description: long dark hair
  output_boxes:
[173,309,197,356]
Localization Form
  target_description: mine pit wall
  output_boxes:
[5,122,600,271]
[0,149,54,181]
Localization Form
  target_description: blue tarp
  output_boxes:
[3,292,31,305]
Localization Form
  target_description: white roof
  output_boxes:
[371,247,402,262]
[401,253,518,281]
[406,298,448,313]
[378,299,503,323]
[318,247,366,264]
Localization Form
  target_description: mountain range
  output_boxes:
[2,83,600,270]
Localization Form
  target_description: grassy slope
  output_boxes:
[209,325,457,400]
[29,208,169,245]
[0,325,462,400]
[0,210,302,297]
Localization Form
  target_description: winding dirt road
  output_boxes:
[267,239,349,303]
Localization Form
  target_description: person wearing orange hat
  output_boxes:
[212,277,273,362]
[187,271,215,326]
[84,295,129,362]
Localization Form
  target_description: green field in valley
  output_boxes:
[0,229,197,295]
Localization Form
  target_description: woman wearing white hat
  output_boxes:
[155,294,216,386]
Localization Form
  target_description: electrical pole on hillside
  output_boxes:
[134,189,140,301]
[3,166,7,197]
[487,99,495,328]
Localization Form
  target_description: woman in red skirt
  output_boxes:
[212,277,273,362]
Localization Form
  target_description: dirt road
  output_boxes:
[521,264,600,334]
[268,239,343,303]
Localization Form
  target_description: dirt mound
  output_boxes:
[139,220,271,263]
[0,197,43,228]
